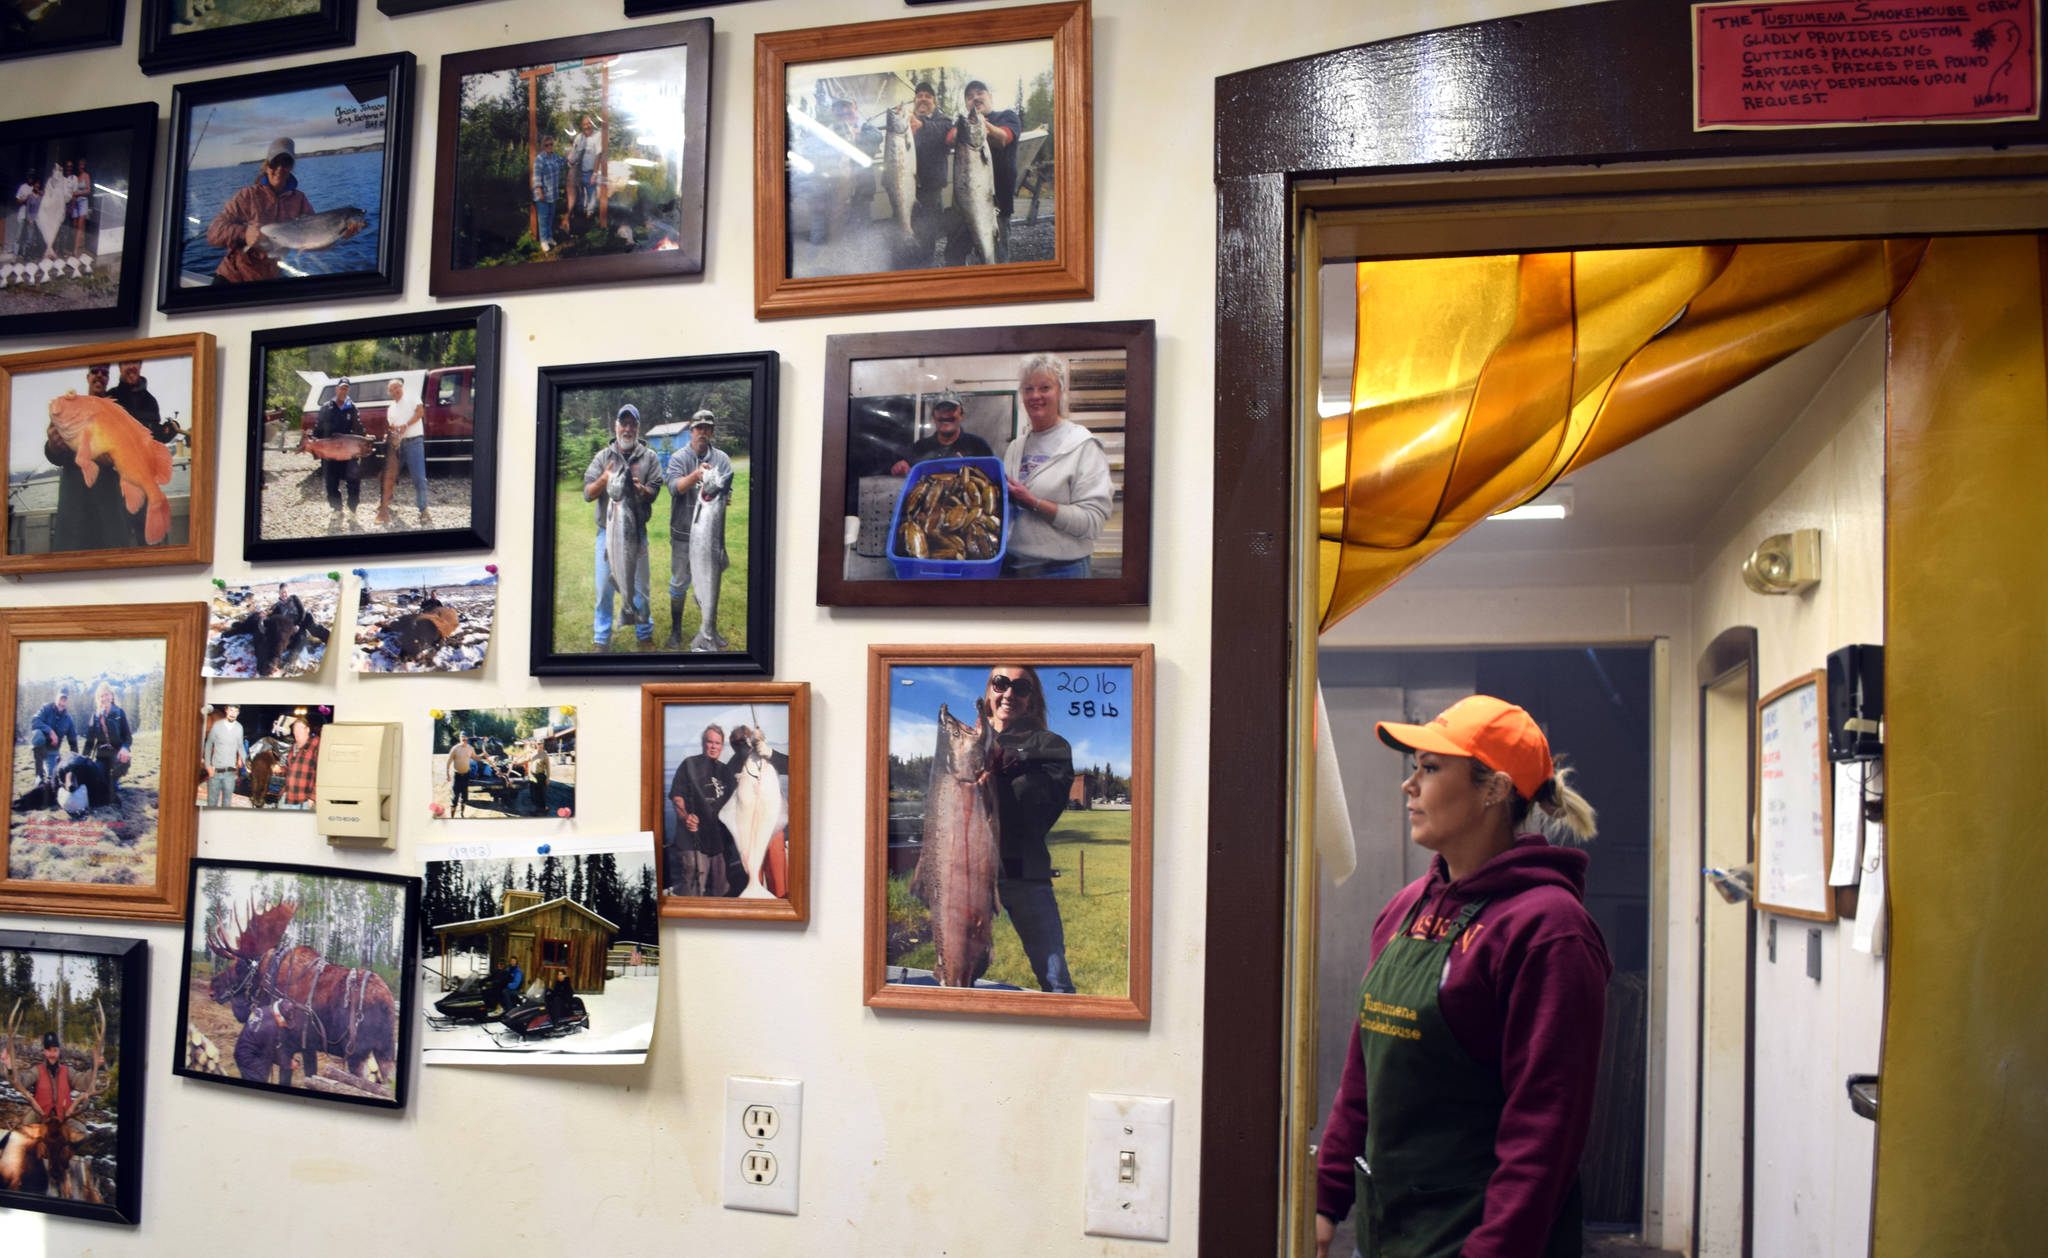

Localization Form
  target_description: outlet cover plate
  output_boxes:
[1084,1093,1172,1240]
[724,1075,801,1215]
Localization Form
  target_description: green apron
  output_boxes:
[1354,894,1582,1258]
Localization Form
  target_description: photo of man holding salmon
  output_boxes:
[865,645,1153,1020]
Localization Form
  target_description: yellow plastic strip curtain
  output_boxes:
[1319,240,1928,633]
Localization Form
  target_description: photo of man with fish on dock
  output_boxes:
[877,655,1147,1007]
[167,71,391,291]
[7,637,169,888]
[4,349,197,558]
[783,39,1056,281]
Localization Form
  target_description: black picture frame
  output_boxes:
[0,103,158,340]
[380,0,493,13]
[138,0,356,76]
[430,19,712,298]
[0,929,148,1225]
[532,351,777,678]
[0,0,125,63]
[624,1,752,15]
[243,305,500,563]
[817,319,1153,608]
[157,51,414,316]
[173,857,420,1111]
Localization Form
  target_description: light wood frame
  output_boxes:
[0,333,216,576]
[0,601,204,922]
[752,0,1093,319]
[642,681,811,922]
[1755,669,1836,923]
[864,643,1151,1020]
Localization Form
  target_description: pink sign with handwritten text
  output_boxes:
[1694,0,2039,129]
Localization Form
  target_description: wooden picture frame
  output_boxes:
[243,305,500,563]
[819,319,1151,607]
[1,333,216,575]
[0,929,148,1225]
[0,0,125,62]
[1756,669,1836,922]
[157,52,414,316]
[642,681,810,922]
[0,103,158,340]
[0,602,203,923]
[531,351,777,678]
[138,0,356,76]
[429,19,712,298]
[753,0,1092,319]
[865,643,1151,1020]
[173,857,420,1109]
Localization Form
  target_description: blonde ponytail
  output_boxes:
[1532,763,1597,843]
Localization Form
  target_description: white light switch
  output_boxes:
[1084,1093,1172,1241]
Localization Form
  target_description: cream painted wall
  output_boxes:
[0,1,1592,1254]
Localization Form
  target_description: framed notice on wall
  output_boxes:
[1756,669,1836,921]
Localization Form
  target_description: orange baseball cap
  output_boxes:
[1376,695,1554,800]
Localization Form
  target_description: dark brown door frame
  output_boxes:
[1203,3,2047,1254]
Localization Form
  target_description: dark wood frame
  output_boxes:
[1754,669,1836,923]
[0,103,157,339]
[752,0,1092,319]
[530,350,777,678]
[157,52,415,316]
[1203,3,2048,1254]
[138,0,356,76]
[171,856,420,1110]
[0,929,148,1225]
[0,602,203,923]
[1693,626,1758,1258]
[817,319,1153,608]
[242,305,501,564]
[0,332,217,575]
[641,681,811,922]
[0,0,125,62]
[429,19,712,298]
[864,643,1153,1021]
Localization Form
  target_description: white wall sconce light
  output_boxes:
[1742,528,1822,595]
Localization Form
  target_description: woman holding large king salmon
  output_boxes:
[1315,695,1609,1258]
[1000,354,1112,580]
[979,664,1077,993]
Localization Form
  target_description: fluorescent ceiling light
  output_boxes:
[1488,486,1573,522]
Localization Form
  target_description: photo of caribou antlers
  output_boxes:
[1,996,106,1204]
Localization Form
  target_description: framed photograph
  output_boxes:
[1,334,215,576]
[418,833,660,1065]
[429,705,575,819]
[197,702,336,810]
[244,306,499,562]
[532,352,776,677]
[865,644,1151,1020]
[0,929,147,1225]
[0,104,157,340]
[1756,669,1837,922]
[429,19,712,298]
[818,320,1150,608]
[0,1,124,63]
[174,857,418,1108]
[642,682,809,922]
[158,52,414,315]
[753,1,1092,319]
[0,602,203,923]
[138,0,356,76]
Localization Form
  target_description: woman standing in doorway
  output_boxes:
[1315,695,1609,1258]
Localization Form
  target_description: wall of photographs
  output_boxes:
[0,0,1526,1249]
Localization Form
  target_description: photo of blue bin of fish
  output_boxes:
[887,457,1010,579]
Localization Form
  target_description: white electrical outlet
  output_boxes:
[1083,1093,1172,1241]
[724,1076,801,1215]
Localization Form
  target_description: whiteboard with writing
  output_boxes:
[1756,670,1835,921]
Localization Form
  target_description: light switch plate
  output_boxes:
[1084,1093,1172,1241]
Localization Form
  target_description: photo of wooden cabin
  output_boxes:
[432,888,617,994]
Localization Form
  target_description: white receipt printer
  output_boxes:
[316,722,401,845]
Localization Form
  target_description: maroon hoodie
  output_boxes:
[1315,834,1612,1257]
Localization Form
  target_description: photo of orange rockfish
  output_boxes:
[46,393,174,544]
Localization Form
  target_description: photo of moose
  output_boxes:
[175,859,419,1109]
[429,706,575,819]
[195,702,336,810]
[0,934,137,1223]
[418,834,660,1065]
[202,573,338,679]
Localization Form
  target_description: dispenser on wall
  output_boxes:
[317,722,401,846]
[1825,643,1884,763]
